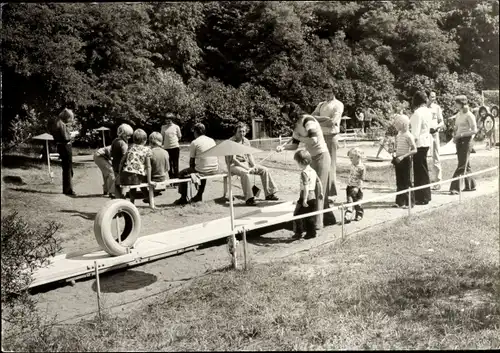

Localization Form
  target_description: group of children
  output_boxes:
[93,124,170,204]
[291,146,366,240]
[292,111,420,240]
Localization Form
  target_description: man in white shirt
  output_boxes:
[427,91,445,190]
[161,114,182,178]
[174,123,219,205]
[311,85,343,202]
[226,122,278,206]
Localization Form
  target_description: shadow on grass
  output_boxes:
[8,187,60,195]
[91,270,158,293]
[60,209,97,220]
[370,263,499,332]
[362,201,396,209]
[74,194,108,199]
[2,154,90,170]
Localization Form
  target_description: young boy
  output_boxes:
[119,129,154,204]
[344,147,366,223]
[292,150,324,240]
[142,132,170,204]
[393,114,417,208]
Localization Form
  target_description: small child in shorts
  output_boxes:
[344,147,366,223]
[292,150,324,240]
[119,129,154,204]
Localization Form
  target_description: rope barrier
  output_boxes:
[229,166,499,234]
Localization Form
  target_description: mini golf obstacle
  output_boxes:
[29,199,296,289]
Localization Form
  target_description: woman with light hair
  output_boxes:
[51,108,76,195]
[449,95,477,194]
[110,123,133,198]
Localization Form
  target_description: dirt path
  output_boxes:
[32,177,498,325]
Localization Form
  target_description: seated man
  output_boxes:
[225,122,279,206]
[174,123,219,205]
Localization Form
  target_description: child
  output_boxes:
[375,123,397,159]
[142,132,170,204]
[393,114,417,208]
[344,147,366,223]
[110,123,133,198]
[119,129,154,204]
[292,150,324,240]
[93,145,114,196]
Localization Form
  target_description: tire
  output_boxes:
[94,199,141,256]
[93,199,120,250]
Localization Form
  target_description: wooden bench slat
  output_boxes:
[120,173,228,192]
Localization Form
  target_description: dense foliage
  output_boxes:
[1,1,498,144]
[1,212,61,339]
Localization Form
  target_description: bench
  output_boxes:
[119,173,229,209]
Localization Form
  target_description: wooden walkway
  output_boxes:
[30,201,296,288]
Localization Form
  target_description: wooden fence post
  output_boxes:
[95,261,102,319]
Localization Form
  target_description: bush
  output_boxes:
[1,212,62,348]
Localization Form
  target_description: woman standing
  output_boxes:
[409,91,432,205]
[276,102,336,231]
[449,95,477,194]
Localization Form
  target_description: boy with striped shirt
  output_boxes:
[393,114,417,208]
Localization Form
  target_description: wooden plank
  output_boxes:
[29,201,295,288]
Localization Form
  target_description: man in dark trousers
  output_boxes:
[52,108,76,196]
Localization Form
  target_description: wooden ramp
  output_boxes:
[30,202,296,288]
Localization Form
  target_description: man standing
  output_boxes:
[51,108,76,196]
[427,91,445,190]
[355,108,365,133]
[226,122,279,206]
[174,123,218,205]
[161,114,182,178]
[311,84,344,202]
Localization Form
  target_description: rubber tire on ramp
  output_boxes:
[94,199,141,256]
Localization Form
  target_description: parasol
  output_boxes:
[96,127,111,147]
[32,133,54,181]
[341,116,351,131]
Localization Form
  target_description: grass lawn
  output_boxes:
[5,192,499,351]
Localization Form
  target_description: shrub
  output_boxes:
[1,212,61,348]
